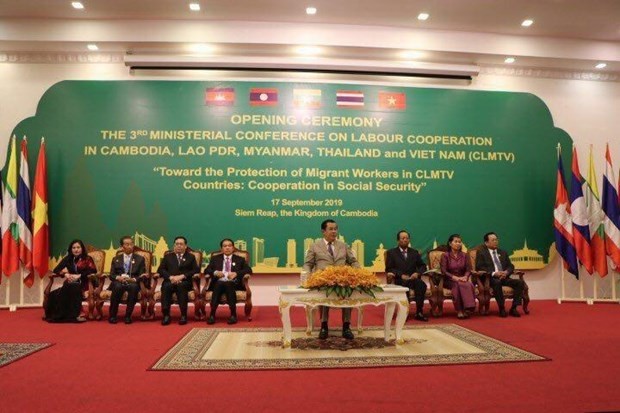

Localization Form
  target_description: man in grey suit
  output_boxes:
[303,219,360,340]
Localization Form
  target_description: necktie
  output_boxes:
[402,249,407,260]
[328,242,334,257]
[225,257,231,273]
[177,254,182,265]
[492,250,503,271]
[124,257,130,273]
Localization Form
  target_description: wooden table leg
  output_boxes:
[305,305,313,336]
[394,300,408,345]
[280,299,292,348]
[357,307,364,334]
[384,302,396,341]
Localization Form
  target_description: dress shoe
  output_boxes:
[124,317,132,324]
[509,308,521,318]
[318,327,329,340]
[227,316,237,325]
[342,327,355,340]
[413,313,428,322]
[161,315,171,326]
[108,317,118,324]
[179,316,188,325]
[499,309,508,318]
[207,316,216,325]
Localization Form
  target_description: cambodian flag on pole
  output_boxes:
[18,137,33,287]
[554,147,579,277]
[601,144,620,269]
[570,147,593,274]
[585,146,608,277]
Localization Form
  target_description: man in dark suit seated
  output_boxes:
[475,232,525,318]
[203,238,252,325]
[157,236,200,326]
[303,219,360,340]
[385,230,428,322]
[108,235,147,324]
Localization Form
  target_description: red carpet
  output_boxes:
[0,300,619,413]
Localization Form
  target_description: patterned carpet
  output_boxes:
[151,324,547,370]
[0,343,53,368]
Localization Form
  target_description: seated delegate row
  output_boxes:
[43,236,251,325]
[42,228,528,329]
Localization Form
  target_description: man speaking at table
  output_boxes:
[303,219,360,340]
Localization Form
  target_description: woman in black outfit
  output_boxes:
[44,239,97,323]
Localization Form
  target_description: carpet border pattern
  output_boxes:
[0,343,54,368]
[151,324,547,371]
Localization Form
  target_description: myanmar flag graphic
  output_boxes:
[293,89,321,109]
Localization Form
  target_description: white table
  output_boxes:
[278,285,409,348]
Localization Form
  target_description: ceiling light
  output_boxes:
[417,13,430,21]
[189,3,200,11]
[504,57,516,64]
[187,43,215,54]
[521,19,534,27]
[400,50,423,60]
[306,7,317,15]
[87,44,98,51]
[595,62,607,69]
[296,46,321,56]
[71,2,84,9]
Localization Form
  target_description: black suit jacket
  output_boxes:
[204,254,252,291]
[385,247,427,285]
[475,248,514,277]
[157,251,200,283]
[108,252,147,287]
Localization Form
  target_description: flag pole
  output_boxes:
[557,143,566,303]
[593,274,598,300]
[19,266,24,306]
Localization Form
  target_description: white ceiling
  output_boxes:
[0,0,618,74]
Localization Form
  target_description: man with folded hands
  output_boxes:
[303,219,360,340]
[108,236,146,324]
[203,238,252,325]
[385,230,429,322]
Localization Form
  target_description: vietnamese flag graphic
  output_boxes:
[378,92,406,110]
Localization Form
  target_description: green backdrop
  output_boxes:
[11,80,573,272]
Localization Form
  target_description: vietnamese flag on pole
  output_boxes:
[1,136,20,278]
[32,138,49,278]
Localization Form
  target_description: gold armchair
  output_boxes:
[198,248,253,321]
[148,247,203,320]
[472,244,530,315]
[384,250,435,317]
[43,246,105,320]
[94,246,153,320]
[427,246,483,316]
